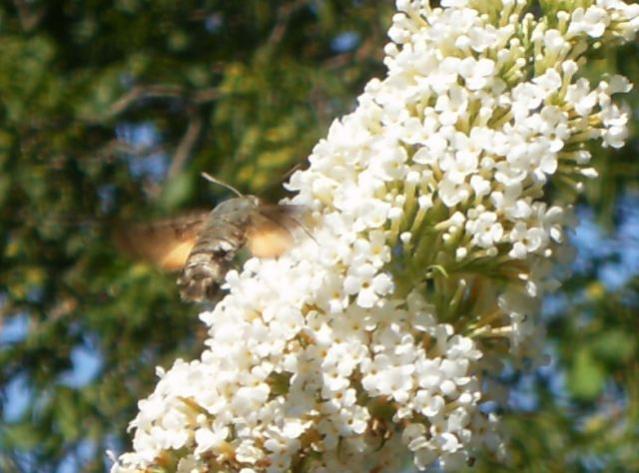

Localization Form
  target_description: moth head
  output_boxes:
[211,195,261,216]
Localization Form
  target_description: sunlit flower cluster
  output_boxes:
[112,1,638,471]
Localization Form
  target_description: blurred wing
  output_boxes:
[114,211,208,271]
[245,205,301,258]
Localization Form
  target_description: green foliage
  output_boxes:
[0,2,637,473]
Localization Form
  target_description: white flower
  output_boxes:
[194,425,228,454]
[568,7,610,38]
[459,57,495,90]
[112,1,637,472]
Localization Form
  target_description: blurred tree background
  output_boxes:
[0,1,637,472]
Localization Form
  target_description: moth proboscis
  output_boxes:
[114,173,304,303]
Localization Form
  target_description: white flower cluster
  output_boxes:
[112,1,638,472]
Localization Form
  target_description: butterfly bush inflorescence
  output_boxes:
[112,1,639,471]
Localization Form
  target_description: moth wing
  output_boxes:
[114,211,209,271]
[246,205,301,258]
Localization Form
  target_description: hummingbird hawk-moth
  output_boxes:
[115,173,302,302]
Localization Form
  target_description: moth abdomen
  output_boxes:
[177,255,226,303]
[177,229,245,302]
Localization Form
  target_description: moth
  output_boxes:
[115,173,302,302]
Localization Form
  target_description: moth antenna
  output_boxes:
[201,172,243,197]
[281,162,304,182]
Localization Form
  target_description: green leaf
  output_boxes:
[591,329,636,364]
[159,172,195,211]
[2,422,45,450]
[568,348,606,402]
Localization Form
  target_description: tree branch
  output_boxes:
[108,85,185,116]
[168,113,203,178]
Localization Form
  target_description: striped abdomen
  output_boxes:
[176,199,254,302]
